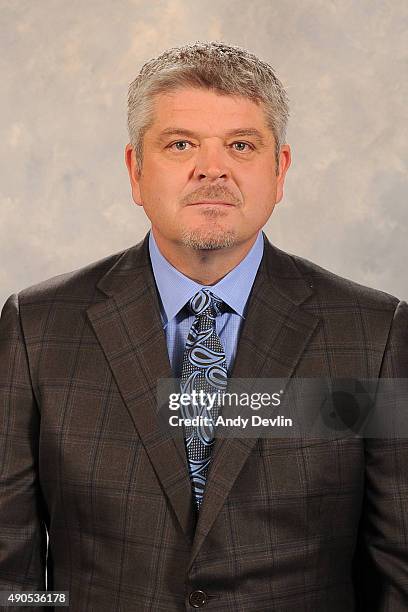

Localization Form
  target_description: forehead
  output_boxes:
[147,87,271,135]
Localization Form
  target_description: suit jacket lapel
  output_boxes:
[189,234,320,569]
[86,235,196,544]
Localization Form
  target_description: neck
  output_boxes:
[152,231,259,285]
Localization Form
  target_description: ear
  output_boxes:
[275,144,291,204]
[124,144,143,206]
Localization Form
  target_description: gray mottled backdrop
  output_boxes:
[1,0,407,307]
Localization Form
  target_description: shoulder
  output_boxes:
[5,246,141,344]
[292,252,399,310]
[10,235,152,340]
[266,239,401,313]
[16,248,129,306]
[260,237,406,355]
[263,244,408,367]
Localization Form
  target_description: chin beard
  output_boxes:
[180,226,237,250]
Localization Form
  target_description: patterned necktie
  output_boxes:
[180,289,228,510]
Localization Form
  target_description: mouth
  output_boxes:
[188,201,235,207]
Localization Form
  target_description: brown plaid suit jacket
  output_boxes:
[1,232,408,611]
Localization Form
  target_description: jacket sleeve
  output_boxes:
[354,300,408,611]
[0,294,48,609]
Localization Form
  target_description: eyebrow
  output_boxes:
[157,127,266,145]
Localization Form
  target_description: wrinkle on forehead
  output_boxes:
[146,89,274,147]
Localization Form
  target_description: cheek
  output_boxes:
[143,163,186,200]
[139,184,179,225]
[240,170,277,208]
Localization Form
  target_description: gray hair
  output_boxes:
[127,41,289,173]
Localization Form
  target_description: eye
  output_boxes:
[231,141,253,152]
[169,140,192,151]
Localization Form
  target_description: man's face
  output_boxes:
[125,87,291,252]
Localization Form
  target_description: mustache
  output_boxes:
[181,186,241,206]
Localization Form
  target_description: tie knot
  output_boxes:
[188,289,224,317]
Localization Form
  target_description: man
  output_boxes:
[0,41,407,611]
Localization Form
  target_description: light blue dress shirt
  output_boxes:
[148,230,264,377]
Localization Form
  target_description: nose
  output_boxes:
[192,140,230,181]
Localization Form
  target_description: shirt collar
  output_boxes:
[148,230,264,327]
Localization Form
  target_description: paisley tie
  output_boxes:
[180,289,228,510]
